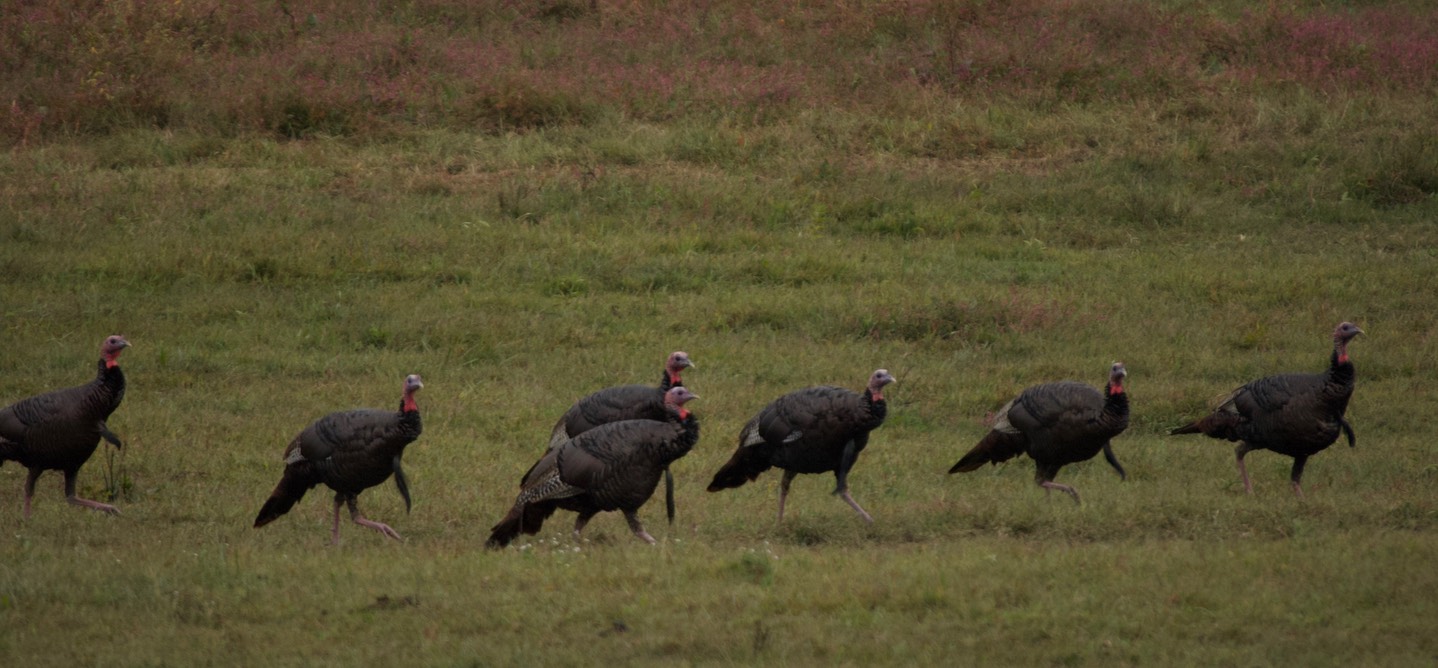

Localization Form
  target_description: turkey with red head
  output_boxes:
[1170,322,1362,498]
[544,351,693,451]
[253,374,424,543]
[488,386,700,548]
[0,335,130,517]
[525,351,693,522]
[948,362,1130,504]
[707,369,895,523]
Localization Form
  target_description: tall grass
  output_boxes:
[4,1,1438,142]
[3,0,1438,665]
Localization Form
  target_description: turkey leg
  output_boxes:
[834,439,874,523]
[347,496,401,541]
[1235,443,1255,494]
[776,470,797,522]
[1289,455,1308,499]
[623,510,656,544]
[22,468,41,518]
[574,511,597,540]
[63,469,119,515]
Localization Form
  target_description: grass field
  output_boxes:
[3,1,1438,665]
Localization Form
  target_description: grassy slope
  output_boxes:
[3,1,1438,665]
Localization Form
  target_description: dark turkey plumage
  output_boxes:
[948,362,1130,504]
[706,369,895,523]
[488,386,700,548]
[253,374,424,543]
[542,351,692,452]
[1170,322,1362,497]
[0,335,130,517]
[523,351,692,522]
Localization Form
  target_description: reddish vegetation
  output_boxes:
[2,0,1436,144]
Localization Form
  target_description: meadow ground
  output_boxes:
[2,1,1437,665]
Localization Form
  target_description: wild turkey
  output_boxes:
[707,369,895,523]
[544,351,693,451]
[947,362,1129,504]
[487,386,700,548]
[523,350,693,522]
[0,335,130,517]
[253,374,424,543]
[1170,322,1362,498]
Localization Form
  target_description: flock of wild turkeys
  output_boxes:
[0,322,1361,545]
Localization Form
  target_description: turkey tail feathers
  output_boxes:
[948,430,1025,474]
[706,446,771,492]
[252,464,318,528]
[486,504,525,549]
[486,501,556,549]
[1169,413,1242,440]
[1168,422,1202,435]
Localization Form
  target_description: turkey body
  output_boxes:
[543,351,691,453]
[948,363,1129,504]
[527,351,692,522]
[707,369,895,523]
[0,335,129,517]
[1171,322,1361,497]
[488,386,699,548]
[253,374,423,543]
[545,384,676,453]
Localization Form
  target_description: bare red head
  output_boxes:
[402,374,424,412]
[101,335,130,368]
[664,385,698,419]
[868,369,897,400]
[1108,362,1127,394]
[1333,322,1363,364]
[666,351,694,385]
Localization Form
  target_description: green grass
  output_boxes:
[4,1,1438,665]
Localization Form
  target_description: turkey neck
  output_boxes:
[1324,343,1357,410]
[863,389,888,428]
[395,396,423,439]
[1100,383,1129,430]
[655,412,701,465]
[659,370,684,392]
[1328,342,1356,389]
[92,358,127,417]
